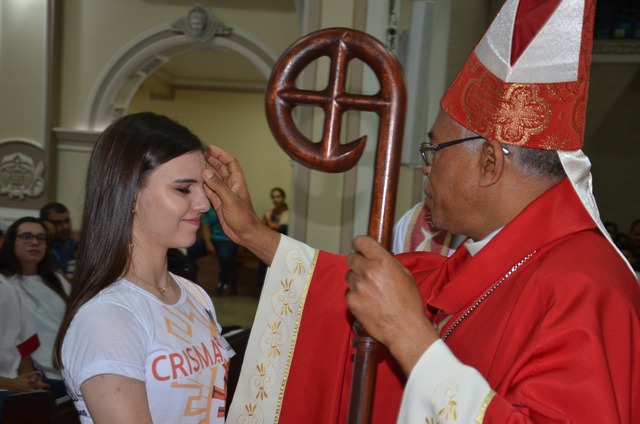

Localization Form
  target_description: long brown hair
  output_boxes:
[54,112,204,368]
[0,216,69,301]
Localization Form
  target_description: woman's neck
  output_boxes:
[20,264,39,276]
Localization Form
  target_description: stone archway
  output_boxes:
[83,5,279,130]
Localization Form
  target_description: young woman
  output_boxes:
[0,216,71,398]
[262,187,289,235]
[54,112,233,423]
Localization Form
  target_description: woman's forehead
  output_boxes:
[18,222,45,233]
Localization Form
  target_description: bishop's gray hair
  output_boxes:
[458,126,566,182]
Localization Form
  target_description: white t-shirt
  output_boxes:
[6,273,71,380]
[61,274,233,424]
[392,201,466,255]
[0,280,38,380]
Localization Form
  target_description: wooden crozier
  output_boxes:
[265,27,407,424]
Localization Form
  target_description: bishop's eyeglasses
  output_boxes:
[419,135,484,166]
[420,135,510,166]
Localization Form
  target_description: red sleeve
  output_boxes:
[279,250,447,424]
[17,333,40,358]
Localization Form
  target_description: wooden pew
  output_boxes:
[3,391,79,424]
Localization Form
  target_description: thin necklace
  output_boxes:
[440,251,536,341]
[130,272,171,296]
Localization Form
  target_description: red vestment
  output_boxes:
[230,179,640,423]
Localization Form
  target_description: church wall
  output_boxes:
[58,0,299,128]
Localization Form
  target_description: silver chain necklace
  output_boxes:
[440,251,537,341]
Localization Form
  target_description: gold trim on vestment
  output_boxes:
[274,249,319,421]
[476,390,496,423]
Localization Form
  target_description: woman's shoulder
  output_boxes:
[172,273,206,294]
[73,281,153,328]
[79,280,143,309]
[0,277,20,301]
[171,274,213,306]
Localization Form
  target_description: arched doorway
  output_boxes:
[83,5,278,130]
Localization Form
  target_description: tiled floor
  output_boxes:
[195,250,261,329]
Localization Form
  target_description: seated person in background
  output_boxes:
[1,279,49,419]
[392,201,466,255]
[0,217,71,399]
[39,202,78,279]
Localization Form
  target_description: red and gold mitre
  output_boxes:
[441,0,595,150]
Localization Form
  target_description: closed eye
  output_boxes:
[177,187,191,194]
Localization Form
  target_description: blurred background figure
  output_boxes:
[615,238,640,280]
[262,187,289,235]
[0,278,50,419]
[258,188,289,285]
[392,201,465,256]
[39,202,78,280]
[604,220,619,240]
[0,217,71,399]
[188,207,239,295]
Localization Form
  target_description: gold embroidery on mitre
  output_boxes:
[462,72,551,146]
[571,93,587,136]
[493,84,550,146]
[462,74,502,136]
[546,81,581,103]
[539,134,566,150]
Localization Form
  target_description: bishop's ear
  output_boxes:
[478,139,506,186]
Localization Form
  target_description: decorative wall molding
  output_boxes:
[0,207,40,229]
[0,152,45,200]
[83,5,278,131]
[170,4,233,42]
[0,141,47,210]
[52,128,101,152]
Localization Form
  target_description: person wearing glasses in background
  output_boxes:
[203,0,640,422]
[0,217,71,399]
